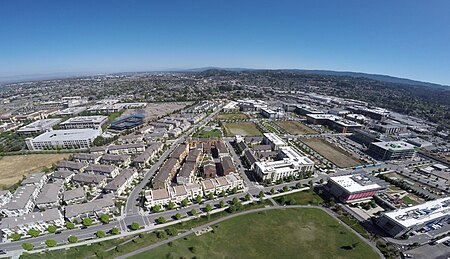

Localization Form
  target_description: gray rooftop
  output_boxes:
[85,164,117,174]
[0,208,62,229]
[35,182,63,205]
[72,173,107,184]
[21,172,46,186]
[63,187,85,202]
[104,169,136,191]
[65,194,114,218]
[1,185,38,211]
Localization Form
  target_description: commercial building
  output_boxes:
[109,114,144,130]
[377,197,450,237]
[17,118,61,135]
[306,114,362,133]
[368,141,416,160]
[254,146,314,182]
[25,129,101,150]
[59,116,108,130]
[260,108,284,119]
[326,174,384,203]
[262,133,287,151]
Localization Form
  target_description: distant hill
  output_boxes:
[180,67,447,88]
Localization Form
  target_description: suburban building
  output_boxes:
[104,169,138,196]
[133,142,163,168]
[25,128,101,150]
[219,156,236,176]
[152,158,180,189]
[17,118,61,135]
[377,197,450,238]
[0,185,39,217]
[0,191,12,207]
[72,153,101,164]
[21,173,47,189]
[176,161,196,185]
[64,194,115,222]
[169,144,188,161]
[368,141,416,160]
[35,182,63,210]
[263,133,287,151]
[144,188,171,208]
[72,173,107,190]
[203,160,217,178]
[326,173,384,203]
[0,208,64,238]
[63,187,86,205]
[57,160,86,172]
[51,169,75,183]
[84,164,119,178]
[100,154,131,167]
[107,143,146,155]
[59,116,108,130]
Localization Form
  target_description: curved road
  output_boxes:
[116,205,385,259]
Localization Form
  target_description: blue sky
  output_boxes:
[1,1,449,85]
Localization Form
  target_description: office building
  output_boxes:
[25,129,101,150]
[326,174,384,203]
[368,141,416,160]
[59,116,108,130]
[17,119,61,135]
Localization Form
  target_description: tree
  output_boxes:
[111,227,120,235]
[181,199,189,207]
[231,187,237,194]
[22,243,34,251]
[158,216,166,224]
[283,186,288,192]
[270,188,275,194]
[47,225,57,233]
[66,221,75,229]
[165,226,178,236]
[227,205,237,213]
[219,200,225,208]
[208,192,214,200]
[82,217,93,227]
[174,213,182,220]
[309,180,314,191]
[205,204,212,212]
[167,201,175,210]
[245,193,251,201]
[130,222,140,230]
[96,230,106,238]
[99,214,110,224]
[45,239,57,247]
[232,197,239,205]
[296,182,302,189]
[190,209,197,216]
[25,228,39,237]
[220,190,226,197]
[259,191,265,198]
[195,195,202,203]
[152,204,161,212]
[156,230,167,239]
[10,233,21,241]
[319,178,324,184]
[68,235,78,243]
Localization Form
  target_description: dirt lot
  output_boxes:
[275,120,316,134]
[301,138,362,168]
[223,122,262,136]
[124,102,193,122]
[0,154,70,187]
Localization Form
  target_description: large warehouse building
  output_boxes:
[326,173,384,203]
[377,197,450,237]
[25,129,101,150]
[368,141,416,160]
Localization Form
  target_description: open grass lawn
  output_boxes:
[337,215,371,239]
[132,208,380,259]
[402,195,422,206]
[275,190,324,206]
[0,154,70,188]
[301,138,362,168]
[194,128,222,138]
[216,113,249,120]
[275,120,317,135]
[222,122,262,136]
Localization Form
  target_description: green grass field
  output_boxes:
[275,120,317,135]
[301,138,362,168]
[275,190,324,206]
[194,128,222,138]
[216,113,249,120]
[222,122,262,136]
[132,208,380,259]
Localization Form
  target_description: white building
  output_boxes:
[254,146,314,182]
[59,115,108,130]
[0,191,12,207]
[326,173,384,203]
[17,118,61,135]
[377,197,450,237]
[0,208,64,238]
[262,133,287,151]
[25,129,101,150]
[0,185,40,217]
